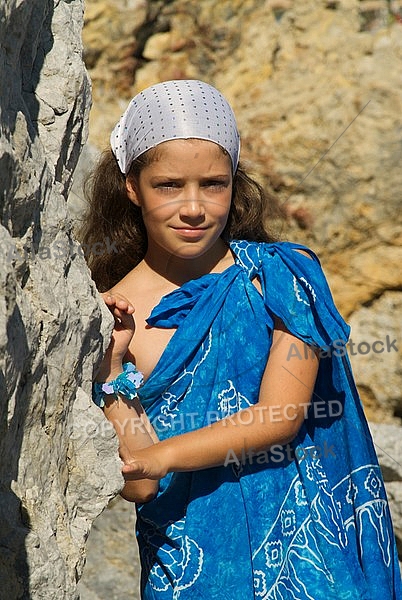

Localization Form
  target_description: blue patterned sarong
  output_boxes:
[136,240,401,599]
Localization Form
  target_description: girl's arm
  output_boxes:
[96,294,159,503]
[122,322,320,480]
[103,394,159,502]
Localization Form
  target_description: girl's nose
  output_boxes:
[179,189,205,219]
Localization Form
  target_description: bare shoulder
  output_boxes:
[109,262,160,303]
[293,248,313,260]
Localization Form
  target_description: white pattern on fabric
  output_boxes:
[293,275,317,306]
[217,380,252,416]
[156,331,213,431]
[141,518,204,597]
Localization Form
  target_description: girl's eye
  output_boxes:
[203,180,227,189]
[156,182,179,190]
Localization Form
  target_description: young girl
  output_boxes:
[81,80,401,599]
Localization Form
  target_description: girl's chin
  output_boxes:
[147,232,227,262]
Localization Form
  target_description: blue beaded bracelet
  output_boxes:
[92,362,144,408]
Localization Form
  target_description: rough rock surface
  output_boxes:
[348,292,402,421]
[370,423,402,559]
[0,1,123,598]
[77,496,141,600]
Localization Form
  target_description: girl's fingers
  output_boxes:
[112,307,135,331]
[122,460,148,480]
[101,292,135,314]
[122,452,165,480]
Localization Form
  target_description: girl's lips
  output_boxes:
[173,227,207,231]
[172,227,208,239]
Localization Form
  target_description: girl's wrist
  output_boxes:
[93,362,144,408]
[95,360,123,382]
[159,438,178,476]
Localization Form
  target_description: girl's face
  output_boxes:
[126,138,233,266]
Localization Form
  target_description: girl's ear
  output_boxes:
[126,178,141,206]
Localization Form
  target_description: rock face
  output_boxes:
[77,496,141,600]
[348,292,402,421]
[0,1,122,598]
[370,423,402,561]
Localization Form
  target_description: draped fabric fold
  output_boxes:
[136,240,401,600]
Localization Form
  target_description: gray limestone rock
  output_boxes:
[77,496,141,600]
[0,0,122,598]
[348,293,402,420]
[370,422,402,558]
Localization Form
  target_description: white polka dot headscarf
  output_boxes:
[110,79,241,175]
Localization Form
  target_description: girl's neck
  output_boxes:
[143,239,234,287]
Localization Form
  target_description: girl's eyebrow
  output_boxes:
[200,175,231,184]
[201,174,230,179]
[150,175,183,182]
[150,174,231,182]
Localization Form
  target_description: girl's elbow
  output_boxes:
[120,481,158,504]
[281,413,307,445]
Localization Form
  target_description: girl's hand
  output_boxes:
[122,444,168,481]
[102,292,135,356]
[96,292,135,381]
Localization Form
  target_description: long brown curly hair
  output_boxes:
[78,148,281,291]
